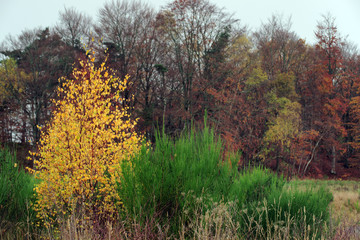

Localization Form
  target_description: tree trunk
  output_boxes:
[331,145,336,174]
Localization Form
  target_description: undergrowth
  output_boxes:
[117,125,333,239]
[0,126,335,239]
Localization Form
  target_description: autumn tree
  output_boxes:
[1,28,81,143]
[0,58,31,143]
[130,5,165,135]
[262,100,301,173]
[1,29,39,143]
[348,52,360,168]
[313,14,346,174]
[31,53,142,230]
[315,13,343,76]
[206,34,254,152]
[200,26,240,122]
[157,0,238,128]
[254,14,305,78]
[236,67,269,162]
[333,40,360,168]
[97,0,153,95]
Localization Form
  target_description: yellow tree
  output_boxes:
[262,100,302,173]
[30,52,142,229]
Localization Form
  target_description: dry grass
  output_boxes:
[298,180,360,223]
[290,179,360,240]
[327,181,360,240]
[332,191,359,219]
[179,200,240,240]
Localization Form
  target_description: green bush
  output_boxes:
[0,148,37,224]
[229,167,285,206]
[118,124,238,229]
[117,124,333,239]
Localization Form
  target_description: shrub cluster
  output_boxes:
[118,125,333,239]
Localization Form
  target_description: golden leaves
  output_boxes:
[31,50,143,227]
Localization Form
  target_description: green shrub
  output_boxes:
[117,124,333,239]
[229,166,285,207]
[118,124,238,230]
[0,148,37,226]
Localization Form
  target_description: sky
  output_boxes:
[0,0,360,48]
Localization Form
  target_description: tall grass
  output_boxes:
[0,147,37,237]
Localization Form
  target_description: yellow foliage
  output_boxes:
[0,58,31,103]
[30,54,142,226]
[272,72,298,101]
[245,67,268,88]
[226,35,253,70]
[264,101,301,149]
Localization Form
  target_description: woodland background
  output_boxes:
[1,0,360,178]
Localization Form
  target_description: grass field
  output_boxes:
[290,179,360,239]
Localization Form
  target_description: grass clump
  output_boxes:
[0,147,37,237]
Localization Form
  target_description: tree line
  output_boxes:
[1,0,359,176]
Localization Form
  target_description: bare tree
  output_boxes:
[97,0,168,136]
[1,28,40,53]
[156,0,239,123]
[254,14,304,77]
[97,0,153,75]
[55,7,93,48]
